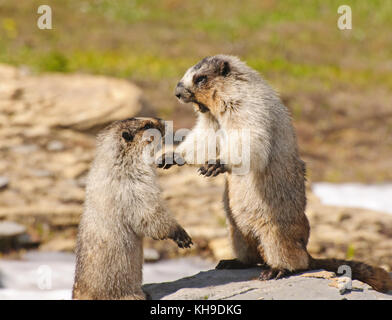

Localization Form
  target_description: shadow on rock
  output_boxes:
[143,267,262,300]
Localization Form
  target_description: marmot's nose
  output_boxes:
[175,82,184,99]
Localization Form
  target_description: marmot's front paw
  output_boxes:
[198,159,227,177]
[156,152,185,169]
[170,226,193,249]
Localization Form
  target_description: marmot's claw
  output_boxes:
[259,268,292,281]
[156,153,185,169]
[170,226,193,249]
[198,166,206,175]
[199,160,226,177]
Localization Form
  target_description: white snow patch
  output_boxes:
[0,251,214,300]
[312,183,392,215]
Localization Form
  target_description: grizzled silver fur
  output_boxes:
[73,118,192,300]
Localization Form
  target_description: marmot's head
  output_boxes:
[96,117,165,168]
[175,55,257,116]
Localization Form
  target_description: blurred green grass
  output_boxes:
[1,0,391,84]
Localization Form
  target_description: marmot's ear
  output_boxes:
[218,60,230,76]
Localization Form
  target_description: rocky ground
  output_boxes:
[1,64,392,275]
[144,269,392,300]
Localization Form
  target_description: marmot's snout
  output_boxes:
[175,82,209,113]
[175,81,193,103]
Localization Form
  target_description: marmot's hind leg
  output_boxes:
[231,224,262,265]
[257,224,309,280]
[216,222,263,269]
[221,181,263,269]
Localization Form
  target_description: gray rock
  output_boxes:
[0,221,28,251]
[47,140,65,151]
[0,66,143,131]
[0,177,9,190]
[29,169,53,178]
[0,221,26,238]
[143,268,392,300]
[10,144,39,154]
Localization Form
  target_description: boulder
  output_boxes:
[143,268,392,300]
[0,221,26,238]
[0,221,28,251]
[0,177,9,190]
[0,64,142,131]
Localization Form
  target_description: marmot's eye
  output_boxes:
[122,131,133,142]
[142,123,153,130]
[194,75,207,85]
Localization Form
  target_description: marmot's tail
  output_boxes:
[309,256,392,293]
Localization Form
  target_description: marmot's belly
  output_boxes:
[226,174,304,231]
[227,177,268,233]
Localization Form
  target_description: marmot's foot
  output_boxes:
[170,226,193,249]
[215,259,255,270]
[259,268,293,280]
[143,290,152,300]
[156,152,185,169]
[198,160,227,177]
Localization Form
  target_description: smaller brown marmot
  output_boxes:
[72,117,192,300]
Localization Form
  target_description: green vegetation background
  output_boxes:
[1,0,391,182]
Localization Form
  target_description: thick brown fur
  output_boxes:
[166,55,392,293]
[309,257,392,293]
[73,118,192,300]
